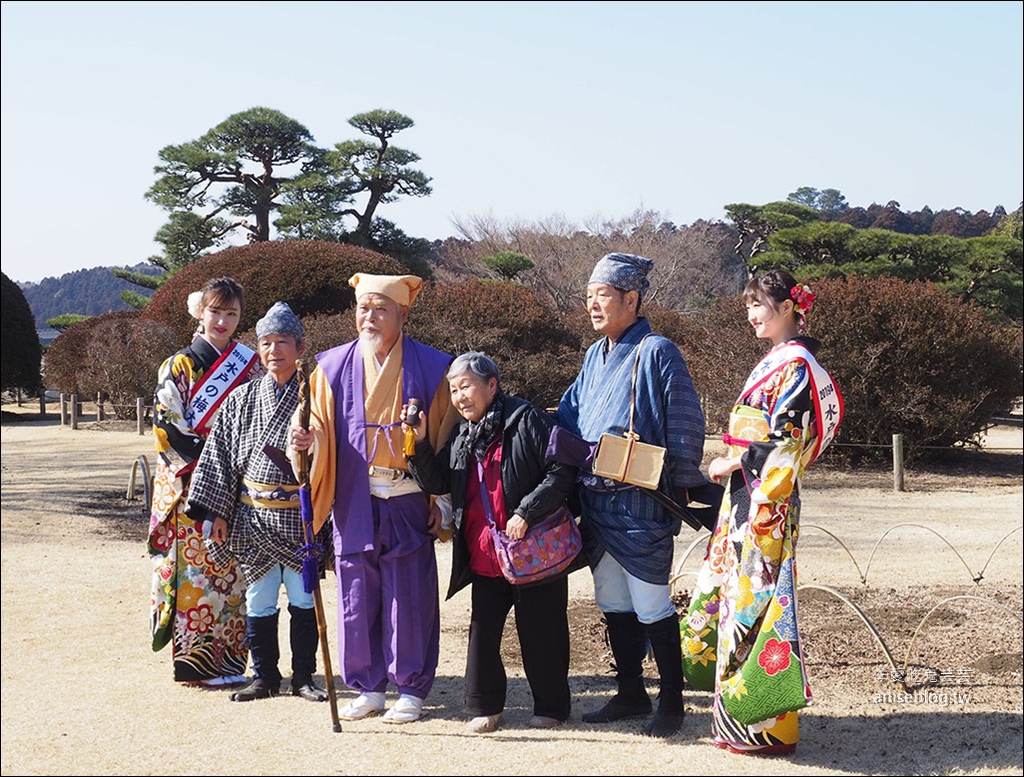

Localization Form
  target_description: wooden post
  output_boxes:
[137,397,145,436]
[70,393,79,430]
[892,433,904,492]
[38,388,46,417]
[97,392,105,421]
[60,393,69,426]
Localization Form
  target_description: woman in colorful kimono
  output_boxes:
[681,269,843,755]
[147,277,261,686]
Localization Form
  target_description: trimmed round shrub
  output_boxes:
[44,310,145,397]
[295,279,587,409]
[141,240,405,343]
[813,275,1022,461]
[82,316,178,419]
[406,278,586,409]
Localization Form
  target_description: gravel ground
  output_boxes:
[2,406,1021,776]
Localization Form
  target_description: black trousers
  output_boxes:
[464,573,571,721]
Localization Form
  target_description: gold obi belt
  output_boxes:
[240,479,300,509]
[722,405,770,457]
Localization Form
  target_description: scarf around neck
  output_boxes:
[466,391,505,462]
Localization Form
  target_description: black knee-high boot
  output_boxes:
[230,612,281,702]
[641,614,686,737]
[289,604,327,702]
[582,611,653,723]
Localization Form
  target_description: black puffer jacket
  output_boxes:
[408,394,579,599]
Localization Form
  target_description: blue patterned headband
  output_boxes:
[588,252,654,294]
[256,301,303,341]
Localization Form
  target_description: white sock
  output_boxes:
[357,691,386,708]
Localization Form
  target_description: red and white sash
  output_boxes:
[184,341,259,436]
[738,341,844,466]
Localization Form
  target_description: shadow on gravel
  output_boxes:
[77,488,149,541]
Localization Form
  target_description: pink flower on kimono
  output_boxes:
[758,637,793,676]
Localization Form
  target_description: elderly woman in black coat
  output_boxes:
[405,351,580,734]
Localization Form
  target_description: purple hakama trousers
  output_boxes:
[334,491,440,699]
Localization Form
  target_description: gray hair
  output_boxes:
[447,351,500,385]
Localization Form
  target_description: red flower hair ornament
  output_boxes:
[790,284,815,314]
[790,284,815,332]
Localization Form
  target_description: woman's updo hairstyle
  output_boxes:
[742,269,798,310]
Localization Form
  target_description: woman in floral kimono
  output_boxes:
[681,269,843,755]
[147,277,261,686]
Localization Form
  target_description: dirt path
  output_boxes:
[1,411,1021,776]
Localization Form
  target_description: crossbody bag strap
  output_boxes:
[476,460,497,527]
[626,334,652,440]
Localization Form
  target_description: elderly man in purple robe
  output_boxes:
[288,273,460,724]
[556,252,709,738]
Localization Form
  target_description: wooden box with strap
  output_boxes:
[590,334,667,489]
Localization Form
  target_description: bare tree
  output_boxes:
[445,209,743,314]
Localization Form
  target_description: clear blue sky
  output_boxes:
[2,1,1021,284]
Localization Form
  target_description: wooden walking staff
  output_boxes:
[295,358,342,733]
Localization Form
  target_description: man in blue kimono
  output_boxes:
[557,252,707,738]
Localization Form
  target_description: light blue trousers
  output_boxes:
[592,552,676,624]
[247,564,314,617]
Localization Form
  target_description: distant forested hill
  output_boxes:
[18,264,161,341]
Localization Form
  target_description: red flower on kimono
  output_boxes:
[149,521,174,552]
[186,603,215,635]
[758,637,793,676]
[222,614,247,647]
